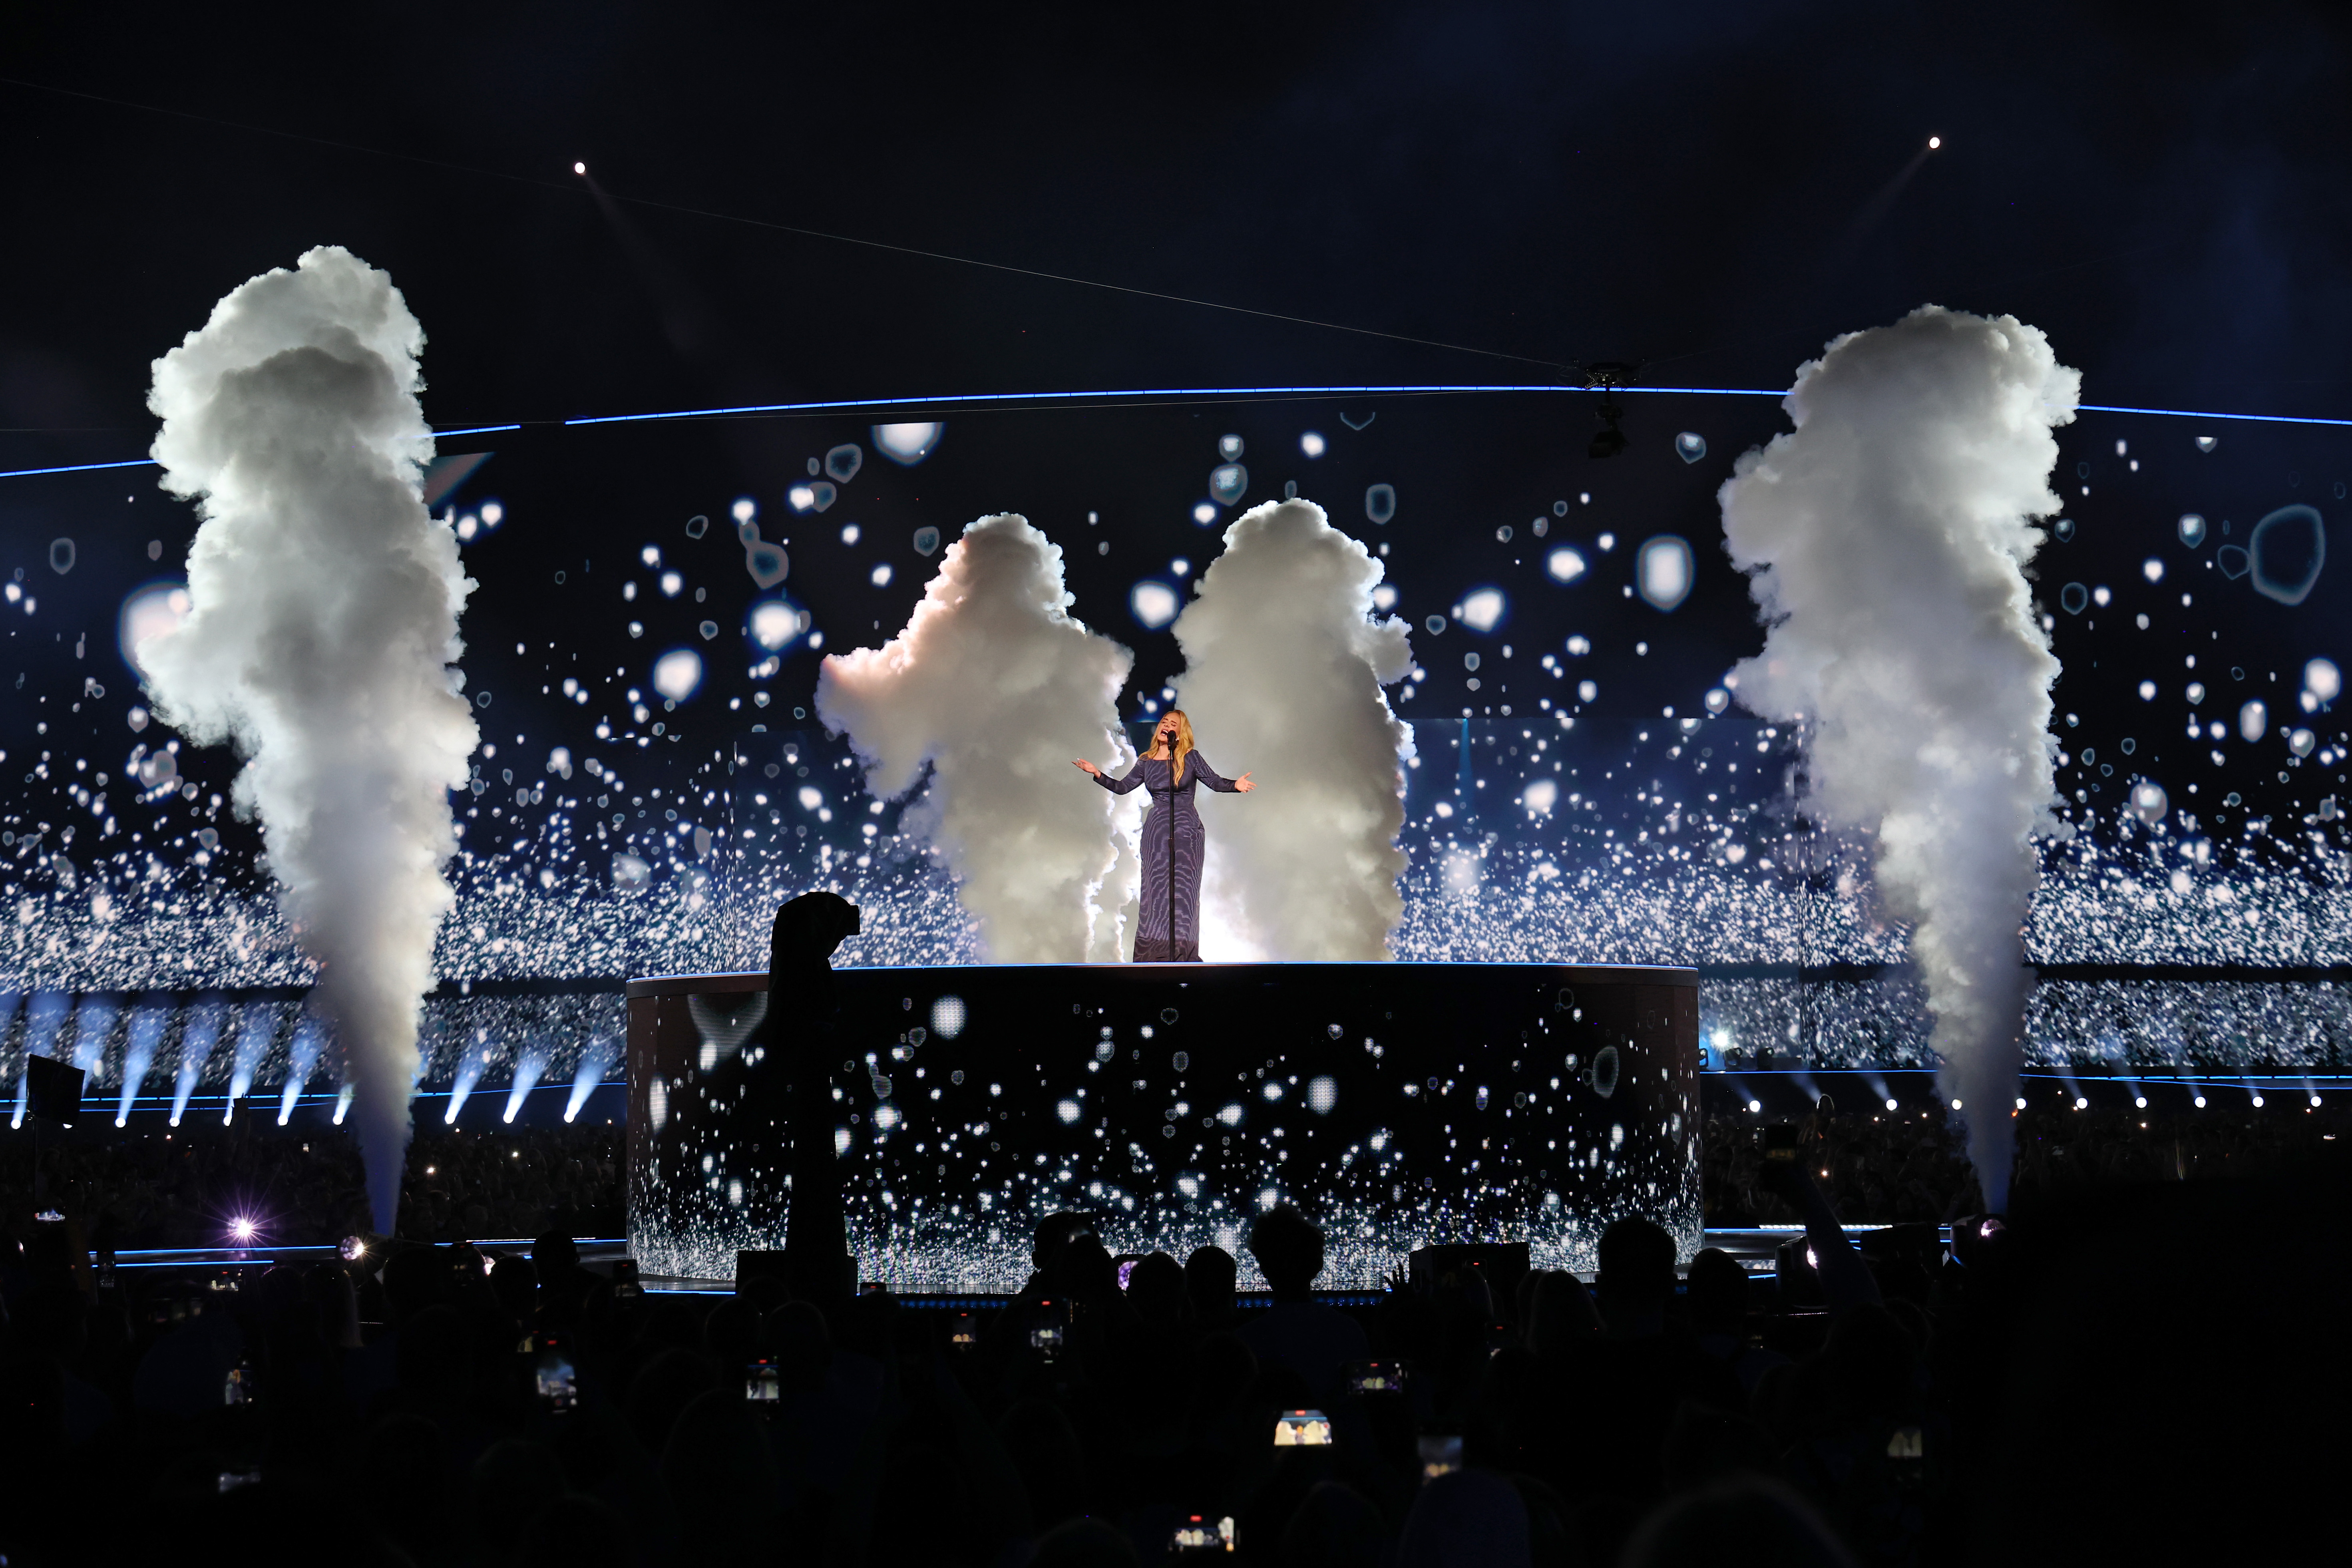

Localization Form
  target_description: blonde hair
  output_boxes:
[1149,708,1196,785]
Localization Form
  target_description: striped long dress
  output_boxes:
[1094,752,1240,961]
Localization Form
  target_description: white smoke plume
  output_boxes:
[818,514,1139,962]
[1174,499,1413,960]
[143,247,478,1233]
[1719,305,2076,1211]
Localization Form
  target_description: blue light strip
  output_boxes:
[91,1239,628,1264]
[2078,403,2352,428]
[0,457,159,478]
[561,385,2352,429]
[11,388,2346,482]
[561,382,1789,426]
[0,426,519,481]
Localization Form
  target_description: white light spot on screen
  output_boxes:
[2239,700,2268,743]
[1130,581,1180,629]
[749,601,800,651]
[797,786,823,811]
[1192,502,1218,525]
[2307,659,2342,702]
[1299,431,1326,458]
[2143,557,2165,582]
[1545,547,1586,583]
[1457,589,1504,632]
[651,649,703,701]
[1262,1081,1283,1101]
[872,423,944,465]
[1523,778,1557,815]
[1636,535,1694,610]
[1056,1099,1082,1124]
[119,583,191,676]
[1218,1103,1244,1126]
[870,564,893,587]
[1307,1076,1337,1114]
[930,995,967,1038]
[1578,680,1598,702]
[2138,681,2157,701]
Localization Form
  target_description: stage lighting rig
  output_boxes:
[1577,361,1644,460]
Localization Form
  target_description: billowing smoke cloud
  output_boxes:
[1174,500,1413,960]
[818,514,1139,961]
[1719,306,2075,1210]
[143,247,478,1233]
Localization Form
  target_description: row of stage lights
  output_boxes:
[1729,1083,2331,1114]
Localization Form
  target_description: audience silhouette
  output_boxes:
[0,901,2334,1563]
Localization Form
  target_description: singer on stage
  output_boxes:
[1074,709,1254,962]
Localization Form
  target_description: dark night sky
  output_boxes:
[4,0,2351,463]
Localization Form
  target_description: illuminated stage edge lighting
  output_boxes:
[625,962,1699,1291]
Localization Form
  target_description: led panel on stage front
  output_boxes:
[626,961,1698,1289]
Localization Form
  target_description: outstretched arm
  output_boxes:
[1759,1160,1881,1320]
[1076,758,1147,794]
[1190,756,1254,794]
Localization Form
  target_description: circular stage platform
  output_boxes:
[625,963,1699,1290]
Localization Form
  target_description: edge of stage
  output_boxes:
[619,960,1703,1000]
[624,960,1703,1290]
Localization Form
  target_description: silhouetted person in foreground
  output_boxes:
[1238,1205,1366,1402]
[769,890,861,1304]
[1186,1244,1239,1330]
[1687,1245,1790,1394]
